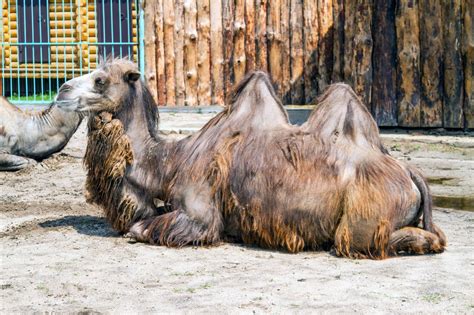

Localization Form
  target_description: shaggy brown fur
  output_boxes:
[57,60,446,259]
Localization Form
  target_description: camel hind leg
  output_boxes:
[0,153,37,171]
[388,224,446,256]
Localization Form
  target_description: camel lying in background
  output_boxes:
[0,96,84,171]
[56,59,446,259]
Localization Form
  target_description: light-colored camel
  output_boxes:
[0,96,84,171]
[57,59,446,259]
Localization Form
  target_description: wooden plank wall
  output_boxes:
[1,0,138,78]
[143,0,474,129]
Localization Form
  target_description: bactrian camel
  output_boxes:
[56,59,446,259]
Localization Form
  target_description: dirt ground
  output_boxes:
[1,114,474,313]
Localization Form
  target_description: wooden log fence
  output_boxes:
[142,0,474,129]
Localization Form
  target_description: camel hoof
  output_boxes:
[124,232,138,244]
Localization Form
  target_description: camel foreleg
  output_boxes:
[388,224,446,255]
[0,153,37,171]
[126,209,223,247]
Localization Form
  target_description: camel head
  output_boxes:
[56,59,141,114]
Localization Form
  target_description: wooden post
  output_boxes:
[244,0,256,72]
[303,0,318,103]
[143,0,158,103]
[463,0,474,128]
[442,0,463,128]
[396,0,421,127]
[317,0,333,92]
[155,0,167,105]
[290,0,304,104]
[419,0,443,127]
[210,0,224,105]
[197,0,211,105]
[280,0,290,104]
[255,0,268,72]
[163,0,176,105]
[331,0,344,83]
[223,0,234,99]
[233,0,246,83]
[174,0,186,105]
[184,0,198,106]
[372,0,397,126]
[267,0,282,97]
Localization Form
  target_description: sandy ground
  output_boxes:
[1,113,474,313]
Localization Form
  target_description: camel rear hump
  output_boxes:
[304,83,384,151]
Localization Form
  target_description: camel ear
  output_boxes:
[125,70,141,83]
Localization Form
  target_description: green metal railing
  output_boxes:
[1,0,144,104]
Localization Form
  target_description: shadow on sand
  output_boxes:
[39,215,119,237]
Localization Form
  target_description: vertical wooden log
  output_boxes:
[280,0,291,103]
[255,0,268,72]
[442,0,463,128]
[155,0,167,105]
[317,0,334,92]
[267,0,282,97]
[419,0,443,127]
[290,0,304,104]
[396,0,421,127]
[163,0,176,105]
[233,0,246,83]
[303,0,318,103]
[331,0,344,83]
[184,0,198,106]
[143,0,158,103]
[372,0,397,126]
[210,0,224,105]
[174,0,186,105]
[223,0,234,98]
[345,0,373,107]
[463,0,474,128]
[343,1,355,87]
[244,0,256,72]
[197,0,211,105]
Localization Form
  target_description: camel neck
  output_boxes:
[20,105,82,158]
[119,97,177,200]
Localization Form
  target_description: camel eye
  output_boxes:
[95,77,105,87]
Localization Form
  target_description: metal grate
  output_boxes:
[1,0,142,104]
